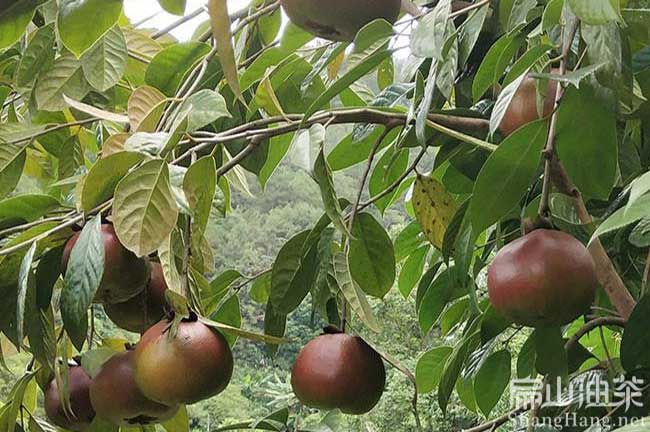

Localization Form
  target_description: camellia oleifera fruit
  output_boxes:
[90,350,178,425]
[499,71,559,136]
[44,365,95,431]
[280,0,401,41]
[62,224,150,304]
[103,263,170,333]
[134,319,234,405]
[291,330,386,414]
[487,229,598,327]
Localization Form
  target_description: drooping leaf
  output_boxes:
[621,295,650,371]
[331,252,381,332]
[208,0,241,99]
[183,157,217,239]
[313,147,350,237]
[416,346,453,394]
[61,217,105,350]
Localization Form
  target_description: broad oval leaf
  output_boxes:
[0,0,37,50]
[349,212,395,299]
[145,42,211,96]
[80,26,128,92]
[416,346,453,394]
[81,151,144,212]
[474,350,512,417]
[469,120,548,233]
[58,0,122,57]
[34,52,91,112]
[113,159,179,256]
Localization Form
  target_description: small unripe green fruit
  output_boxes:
[280,0,401,41]
[62,224,149,304]
[44,366,95,431]
[134,319,234,405]
[291,332,385,415]
[103,263,169,333]
[90,350,178,425]
[487,229,598,327]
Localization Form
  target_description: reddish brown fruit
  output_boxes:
[291,332,386,415]
[499,71,559,136]
[90,350,178,425]
[134,319,234,405]
[487,229,598,327]
[104,263,169,333]
[280,0,401,41]
[44,366,95,431]
[62,224,150,304]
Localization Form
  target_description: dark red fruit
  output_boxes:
[103,263,169,333]
[487,229,598,327]
[499,71,559,136]
[291,332,386,415]
[280,0,401,41]
[44,366,95,431]
[134,319,234,405]
[90,350,178,425]
[62,224,150,304]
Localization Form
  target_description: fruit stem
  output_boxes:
[537,18,579,219]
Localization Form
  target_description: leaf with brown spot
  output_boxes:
[413,174,457,250]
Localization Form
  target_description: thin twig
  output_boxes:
[152,6,207,39]
[5,118,99,146]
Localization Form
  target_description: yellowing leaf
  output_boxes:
[412,174,457,250]
[128,85,166,131]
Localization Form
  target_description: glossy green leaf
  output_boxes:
[472,30,524,102]
[469,120,547,233]
[0,0,36,50]
[398,246,428,298]
[58,0,123,57]
[474,350,511,417]
[313,147,350,238]
[568,0,621,24]
[145,42,211,96]
[416,346,452,394]
[81,152,144,212]
[621,295,650,371]
[159,0,186,15]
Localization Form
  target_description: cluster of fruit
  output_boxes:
[45,224,233,430]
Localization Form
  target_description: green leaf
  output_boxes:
[270,231,319,315]
[503,45,553,87]
[349,213,396,299]
[264,302,286,356]
[398,246,428,298]
[259,133,294,190]
[533,326,567,379]
[438,332,479,414]
[591,193,650,241]
[489,68,532,135]
[469,120,548,233]
[410,0,452,59]
[413,174,458,250]
[16,243,36,349]
[0,194,60,227]
[178,89,230,132]
[416,346,453,393]
[208,0,241,99]
[313,147,350,237]
[568,0,622,24]
[183,157,217,239]
[531,63,606,89]
[368,146,409,214]
[212,295,242,346]
[621,295,650,371]
[474,350,511,417]
[145,42,212,96]
[80,26,128,92]
[472,30,524,102]
[418,267,466,334]
[113,159,179,256]
[16,23,56,91]
[159,0,186,15]
[555,85,617,200]
[34,52,91,112]
[162,405,189,432]
[58,0,123,57]
[517,334,537,378]
[61,217,105,350]
[303,43,391,121]
[81,152,144,212]
[0,0,36,50]
[332,252,381,332]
